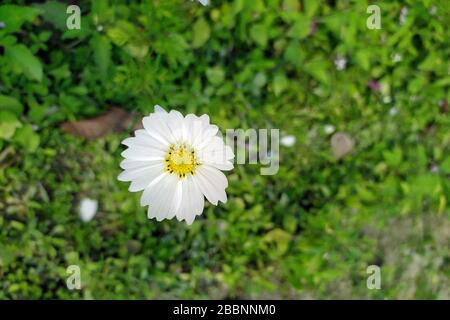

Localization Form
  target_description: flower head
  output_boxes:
[334,55,347,71]
[399,7,408,25]
[368,80,380,92]
[119,105,234,225]
[280,135,296,147]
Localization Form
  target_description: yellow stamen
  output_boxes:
[164,143,199,179]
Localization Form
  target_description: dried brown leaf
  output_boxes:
[60,107,142,139]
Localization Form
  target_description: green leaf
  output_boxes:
[90,35,111,78]
[0,95,23,115]
[250,23,268,47]
[6,44,43,82]
[0,245,15,267]
[28,105,48,124]
[91,0,110,23]
[192,18,210,48]
[106,20,135,46]
[282,0,300,12]
[0,4,40,35]
[273,73,288,96]
[355,50,371,71]
[0,35,17,47]
[0,111,22,140]
[408,76,427,94]
[288,16,310,39]
[206,66,225,86]
[124,42,149,59]
[263,228,292,255]
[383,147,403,167]
[419,53,443,72]
[303,0,320,17]
[439,157,450,174]
[33,1,67,30]
[284,41,303,67]
[13,124,40,152]
[304,60,330,84]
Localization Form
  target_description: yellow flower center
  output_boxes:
[164,144,199,179]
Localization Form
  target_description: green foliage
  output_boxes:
[6,44,43,81]
[0,111,21,139]
[0,0,449,299]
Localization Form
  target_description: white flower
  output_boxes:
[391,53,402,63]
[79,198,98,222]
[399,7,408,25]
[280,135,296,147]
[334,55,347,71]
[118,105,234,225]
[324,124,335,135]
[429,6,437,15]
[389,107,398,116]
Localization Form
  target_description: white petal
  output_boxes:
[204,161,234,171]
[224,145,234,160]
[121,145,166,160]
[139,173,165,206]
[145,174,182,221]
[203,124,219,138]
[119,159,162,170]
[118,163,163,182]
[199,136,234,157]
[122,132,167,151]
[198,137,235,170]
[196,125,219,150]
[142,113,176,145]
[166,181,183,220]
[185,114,204,146]
[175,176,205,224]
[199,114,210,126]
[124,163,165,192]
[195,165,228,205]
[154,105,167,113]
[78,198,98,222]
[166,110,185,142]
[134,129,149,138]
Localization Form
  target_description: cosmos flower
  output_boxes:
[118,105,234,225]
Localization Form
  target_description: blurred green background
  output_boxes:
[0,0,449,299]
